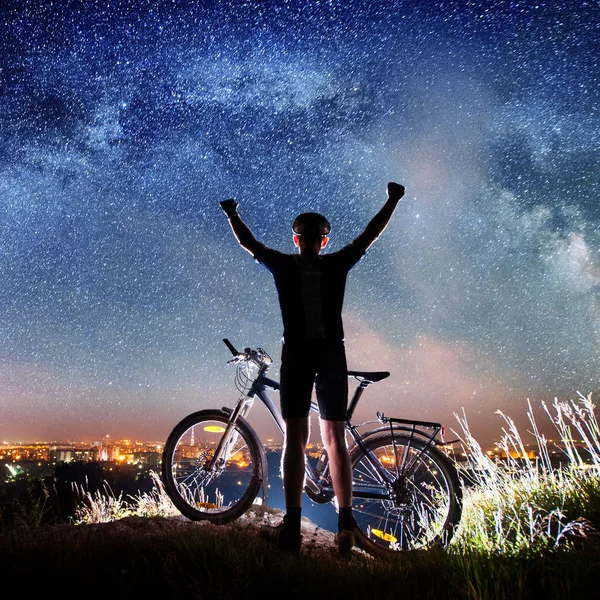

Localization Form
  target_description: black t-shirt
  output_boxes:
[254,241,366,342]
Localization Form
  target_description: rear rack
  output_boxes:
[376,412,460,447]
[377,412,443,432]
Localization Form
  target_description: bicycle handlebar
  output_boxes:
[223,338,240,356]
[223,338,273,367]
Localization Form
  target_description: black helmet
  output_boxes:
[292,212,331,237]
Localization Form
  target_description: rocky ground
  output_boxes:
[239,507,371,557]
[8,506,371,559]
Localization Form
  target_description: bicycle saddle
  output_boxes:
[347,370,390,382]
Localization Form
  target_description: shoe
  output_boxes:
[335,528,356,555]
[260,521,302,554]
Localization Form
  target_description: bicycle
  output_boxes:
[161,339,463,556]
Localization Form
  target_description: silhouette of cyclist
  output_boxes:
[220,181,405,554]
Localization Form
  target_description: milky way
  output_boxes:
[1,0,599,443]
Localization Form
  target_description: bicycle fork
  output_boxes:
[205,395,255,471]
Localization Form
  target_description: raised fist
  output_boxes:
[387,182,405,201]
[220,198,239,217]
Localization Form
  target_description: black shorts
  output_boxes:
[279,339,348,421]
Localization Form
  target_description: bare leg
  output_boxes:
[260,417,309,552]
[319,418,352,507]
[281,417,310,507]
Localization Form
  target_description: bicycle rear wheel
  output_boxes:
[161,409,265,524]
[350,433,462,554]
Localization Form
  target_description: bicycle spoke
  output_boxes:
[351,434,460,552]
[162,412,262,522]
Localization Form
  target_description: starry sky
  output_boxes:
[1,0,599,445]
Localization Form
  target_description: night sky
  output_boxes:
[1,0,599,445]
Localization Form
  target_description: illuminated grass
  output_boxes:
[452,393,600,555]
[72,470,179,524]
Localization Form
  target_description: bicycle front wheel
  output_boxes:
[350,433,462,554]
[161,410,265,524]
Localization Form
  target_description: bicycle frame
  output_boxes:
[162,340,462,553]
[216,351,452,504]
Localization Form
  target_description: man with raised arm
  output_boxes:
[220,181,405,554]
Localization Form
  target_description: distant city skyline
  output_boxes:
[1,1,599,446]
[1,434,589,462]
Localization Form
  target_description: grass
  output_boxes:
[1,395,599,599]
[451,393,600,555]
[1,513,596,599]
[71,471,180,524]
